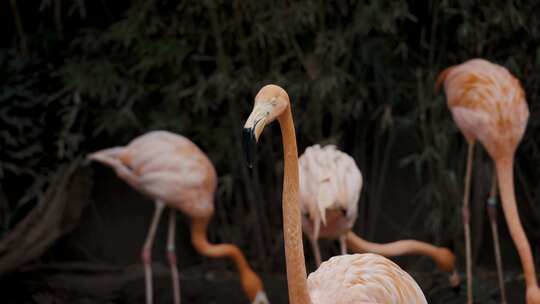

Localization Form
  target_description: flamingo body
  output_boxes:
[100,131,217,218]
[439,58,528,158]
[300,145,361,240]
[307,253,427,304]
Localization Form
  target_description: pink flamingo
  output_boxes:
[242,84,427,303]
[438,58,540,304]
[88,131,269,304]
[299,144,459,286]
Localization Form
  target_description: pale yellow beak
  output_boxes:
[244,102,273,141]
[243,103,272,167]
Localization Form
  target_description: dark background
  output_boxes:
[1,1,540,303]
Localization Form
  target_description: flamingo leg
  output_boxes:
[462,141,474,304]
[309,237,322,267]
[141,201,165,304]
[339,235,347,255]
[311,218,322,267]
[167,209,181,304]
[487,174,507,304]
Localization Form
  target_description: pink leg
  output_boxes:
[311,219,322,267]
[339,235,347,255]
[487,174,507,304]
[310,237,322,267]
[141,201,165,304]
[463,142,474,304]
[167,209,181,304]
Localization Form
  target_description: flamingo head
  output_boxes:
[251,291,270,304]
[240,267,270,304]
[243,84,290,167]
[432,247,460,288]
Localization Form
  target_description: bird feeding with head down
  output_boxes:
[88,131,269,304]
[298,144,459,287]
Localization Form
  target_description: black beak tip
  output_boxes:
[242,127,256,168]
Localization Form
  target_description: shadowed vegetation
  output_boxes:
[1,1,539,303]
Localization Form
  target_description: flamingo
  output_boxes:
[299,144,459,286]
[242,84,427,303]
[87,131,269,304]
[437,58,540,304]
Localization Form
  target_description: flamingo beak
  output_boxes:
[243,104,270,168]
[242,125,257,168]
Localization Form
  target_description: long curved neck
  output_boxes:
[345,232,455,272]
[495,157,538,288]
[190,217,263,301]
[278,106,312,304]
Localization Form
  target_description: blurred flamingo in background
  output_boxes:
[299,144,459,286]
[299,144,361,264]
[438,58,540,304]
[87,131,269,304]
[242,84,427,303]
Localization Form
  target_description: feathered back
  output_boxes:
[88,131,217,218]
[307,253,427,304]
[299,145,362,225]
[437,58,529,159]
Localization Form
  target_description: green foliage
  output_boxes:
[2,0,540,274]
